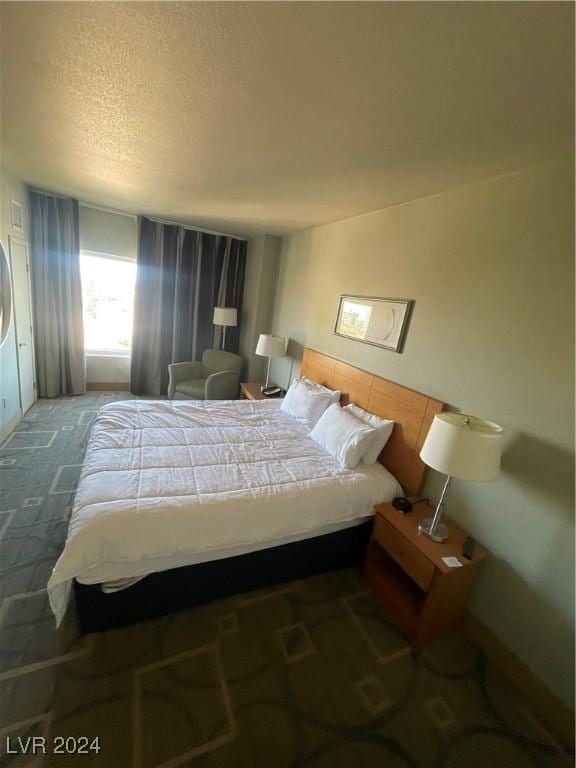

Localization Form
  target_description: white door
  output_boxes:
[10,237,36,414]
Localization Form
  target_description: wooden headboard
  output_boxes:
[300,348,444,494]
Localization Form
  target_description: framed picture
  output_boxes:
[334,295,414,353]
[10,199,23,234]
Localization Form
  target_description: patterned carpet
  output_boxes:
[0,393,570,767]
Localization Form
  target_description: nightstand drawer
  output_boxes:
[373,514,435,592]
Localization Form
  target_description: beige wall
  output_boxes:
[0,167,32,438]
[271,158,574,706]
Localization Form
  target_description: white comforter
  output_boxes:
[48,398,402,624]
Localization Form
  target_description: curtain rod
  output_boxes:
[30,188,135,220]
[29,186,70,200]
[30,188,248,241]
[83,201,247,240]
[145,215,247,241]
[79,201,137,221]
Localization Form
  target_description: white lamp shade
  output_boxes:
[420,413,502,482]
[255,334,285,359]
[213,307,237,327]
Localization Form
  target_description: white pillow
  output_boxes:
[344,403,395,464]
[301,377,341,405]
[281,379,336,426]
[309,403,376,469]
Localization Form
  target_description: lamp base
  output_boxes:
[417,517,449,543]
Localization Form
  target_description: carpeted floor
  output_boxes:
[0,393,570,767]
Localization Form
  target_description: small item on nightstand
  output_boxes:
[392,497,428,514]
[392,497,413,513]
[261,385,283,397]
[442,556,463,568]
[462,536,476,560]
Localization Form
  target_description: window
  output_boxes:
[338,299,373,340]
[80,252,136,355]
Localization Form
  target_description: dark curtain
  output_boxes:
[29,191,85,397]
[130,218,246,395]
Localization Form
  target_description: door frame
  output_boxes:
[9,235,37,412]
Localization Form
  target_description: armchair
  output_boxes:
[167,348,243,400]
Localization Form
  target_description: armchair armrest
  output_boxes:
[168,361,203,398]
[205,370,241,400]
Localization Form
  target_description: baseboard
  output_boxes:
[86,383,131,391]
[467,613,574,751]
[0,409,22,443]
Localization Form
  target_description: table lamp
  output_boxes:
[255,334,286,395]
[213,307,237,350]
[418,413,502,542]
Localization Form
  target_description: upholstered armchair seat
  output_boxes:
[174,379,207,399]
[168,349,242,400]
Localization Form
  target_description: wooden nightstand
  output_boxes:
[240,382,284,401]
[363,501,489,647]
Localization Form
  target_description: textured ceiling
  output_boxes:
[1,2,573,236]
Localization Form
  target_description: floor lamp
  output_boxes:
[213,307,237,350]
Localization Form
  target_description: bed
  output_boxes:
[48,348,443,631]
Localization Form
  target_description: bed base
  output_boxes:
[74,521,372,633]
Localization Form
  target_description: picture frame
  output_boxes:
[10,199,23,234]
[334,295,414,353]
